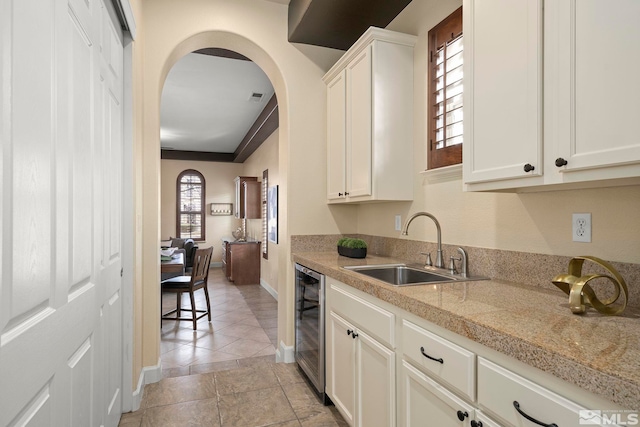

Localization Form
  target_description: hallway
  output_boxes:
[119,268,347,426]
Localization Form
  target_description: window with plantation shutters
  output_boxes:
[176,169,206,240]
[428,7,463,170]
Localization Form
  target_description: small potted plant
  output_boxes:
[337,237,367,259]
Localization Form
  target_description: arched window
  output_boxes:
[176,169,205,240]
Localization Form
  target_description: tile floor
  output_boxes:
[119,268,347,427]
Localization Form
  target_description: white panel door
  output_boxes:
[327,71,347,201]
[327,312,356,426]
[556,0,640,173]
[346,46,372,198]
[355,330,395,427]
[401,361,476,427]
[0,0,124,425]
[463,0,543,184]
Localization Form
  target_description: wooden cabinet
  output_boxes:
[463,0,640,191]
[222,240,260,285]
[323,27,416,204]
[326,281,396,427]
[234,176,260,219]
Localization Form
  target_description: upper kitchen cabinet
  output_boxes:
[546,0,640,185]
[234,176,260,219]
[324,27,416,203]
[463,0,640,192]
[463,0,544,189]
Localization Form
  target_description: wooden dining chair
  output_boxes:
[161,246,213,330]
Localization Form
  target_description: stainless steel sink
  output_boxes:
[343,264,488,286]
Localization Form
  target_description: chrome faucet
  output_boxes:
[401,212,444,269]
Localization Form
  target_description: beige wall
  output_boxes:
[160,160,243,263]
[132,0,344,384]
[349,0,640,265]
[242,129,280,295]
[158,129,281,295]
[131,0,640,395]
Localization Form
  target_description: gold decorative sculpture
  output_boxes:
[552,256,628,315]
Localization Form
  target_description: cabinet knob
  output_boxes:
[555,157,568,167]
[338,193,343,197]
[456,411,469,421]
[344,192,349,196]
[347,329,353,336]
[523,163,535,172]
[352,331,358,339]
[471,421,483,427]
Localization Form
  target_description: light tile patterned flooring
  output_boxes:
[119,268,347,427]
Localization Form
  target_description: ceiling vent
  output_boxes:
[249,92,264,102]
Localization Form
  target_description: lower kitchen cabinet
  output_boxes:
[221,240,260,285]
[327,311,396,427]
[327,312,356,425]
[401,361,476,427]
[477,357,589,427]
[323,275,625,427]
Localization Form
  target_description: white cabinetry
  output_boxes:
[324,27,416,203]
[402,361,476,427]
[463,0,640,191]
[323,274,625,427]
[477,358,593,427]
[326,281,396,427]
[463,0,543,186]
[400,320,479,427]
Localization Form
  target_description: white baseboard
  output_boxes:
[276,340,295,363]
[131,358,162,411]
[260,278,278,301]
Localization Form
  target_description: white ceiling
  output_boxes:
[160,52,275,153]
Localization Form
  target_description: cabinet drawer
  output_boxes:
[330,284,395,348]
[478,357,589,427]
[402,320,475,401]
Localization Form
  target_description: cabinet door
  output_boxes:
[327,312,356,426]
[346,46,373,198]
[478,358,587,427]
[552,0,640,175]
[356,330,396,427]
[463,0,543,184]
[327,72,347,201]
[401,361,476,427]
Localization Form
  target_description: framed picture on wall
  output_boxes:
[267,185,278,244]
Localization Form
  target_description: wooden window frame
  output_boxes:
[428,6,463,170]
[176,169,206,241]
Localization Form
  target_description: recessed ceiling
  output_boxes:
[160,52,275,154]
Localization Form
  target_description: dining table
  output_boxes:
[161,252,184,281]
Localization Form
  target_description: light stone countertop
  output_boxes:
[292,251,640,410]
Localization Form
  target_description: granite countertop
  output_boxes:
[292,251,640,409]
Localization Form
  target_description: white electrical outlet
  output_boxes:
[572,213,591,243]
[395,215,402,231]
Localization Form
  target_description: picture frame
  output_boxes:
[267,185,278,243]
